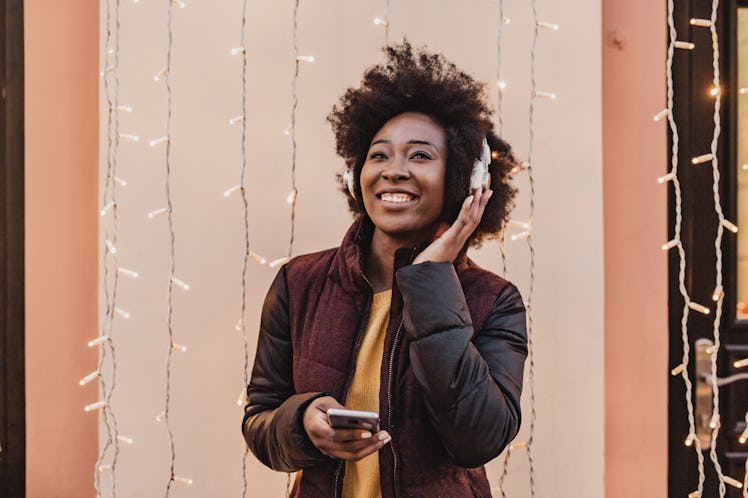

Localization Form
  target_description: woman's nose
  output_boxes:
[381,157,410,181]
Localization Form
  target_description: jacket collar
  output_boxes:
[329,216,470,293]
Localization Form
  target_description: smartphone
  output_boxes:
[326,408,380,432]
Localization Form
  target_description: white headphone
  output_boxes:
[343,168,356,199]
[342,138,491,199]
[469,138,492,192]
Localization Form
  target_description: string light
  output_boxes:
[734,359,748,369]
[249,252,267,265]
[101,201,115,216]
[105,239,117,254]
[223,184,242,197]
[372,0,391,45]
[712,285,723,301]
[147,207,168,219]
[671,363,686,376]
[85,401,108,412]
[739,414,748,448]
[690,18,713,27]
[536,21,559,31]
[286,0,311,261]
[95,1,129,493]
[117,435,134,445]
[723,476,743,489]
[114,307,131,319]
[88,336,110,348]
[691,153,714,165]
[119,133,140,142]
[498,1,552,496]
[510,230,531,241]
[533,90,557,100]
[705,1,728,493]
[658,172,676,183]
[170,276,190,291]
[153,66,167,82]
[160,0,185,494]
[687,302,711,315]
[665,0,707,492]
[269,257,290,268]
[653,109,670,121]
[117,267,139,279]
[228,115,244,125]
[662,239,680,251]
[674,41,696,50]
[149,136,168,147]
[79,371,100,386]
[173,476,193,485]
[721,219,738,233]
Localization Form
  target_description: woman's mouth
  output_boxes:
[377,192,417,204]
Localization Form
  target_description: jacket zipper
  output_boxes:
[387,318,405,498]
[387,247,416,498]
[333,272,374,498]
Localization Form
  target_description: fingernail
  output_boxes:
[378,432,390,441]
[466,195,474,204]
[382,436,392,445]
[361,431,372,439]
[488,190,494,198]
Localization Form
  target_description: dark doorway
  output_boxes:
[0,0,25,496]
[667,0,748,497]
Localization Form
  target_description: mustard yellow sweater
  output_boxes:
[342,289,391,498]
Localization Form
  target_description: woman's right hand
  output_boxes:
[303,396,391,461]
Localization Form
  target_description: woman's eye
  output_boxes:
[411,151,432,160]
[369,151,387,160]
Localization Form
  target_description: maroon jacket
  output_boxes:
[243,217,527,497]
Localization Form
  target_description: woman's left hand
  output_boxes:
[413,188,493,265]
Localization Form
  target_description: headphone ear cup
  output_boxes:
[343,169,356,200]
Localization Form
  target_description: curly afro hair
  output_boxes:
[327,40,518,248]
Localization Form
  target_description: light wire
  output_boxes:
[96,0,122,496]
[666,0,706,493]
[162,0,178,495]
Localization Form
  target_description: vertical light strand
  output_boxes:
[665,0,707,493]
[96,0,122,495]
[237,0,251,495]
[495,0,505,135]
[384,0,391,45]
[498,3,543,497]
[287,0,301,259]
[706,0,728,495]
[495,0,509,279]
[162,0,178,495]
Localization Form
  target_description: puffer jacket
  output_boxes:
[243,216,527,497]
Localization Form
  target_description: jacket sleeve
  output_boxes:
[395,261,527,468]
[242,266,329,472]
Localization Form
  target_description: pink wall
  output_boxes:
[602,0,668,496]
[24,1,99,496]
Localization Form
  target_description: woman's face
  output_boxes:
[360,112,447,245]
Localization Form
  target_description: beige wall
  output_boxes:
[98,1,604,497]
[602,0,668,496]
[24,1,100,497]
[21,0,670,496]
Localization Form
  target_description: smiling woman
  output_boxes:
[242,41,528,498]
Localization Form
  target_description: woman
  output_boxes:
[243,41,527,498]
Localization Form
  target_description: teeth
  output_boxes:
[380,193,413,203]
